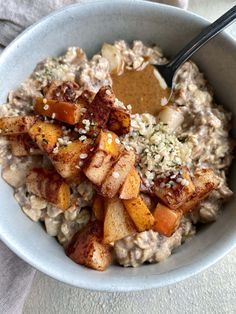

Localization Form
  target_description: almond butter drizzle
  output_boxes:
[111,65,170,115]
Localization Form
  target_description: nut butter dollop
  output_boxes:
[112,64,170,115]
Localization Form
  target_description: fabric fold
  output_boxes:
[0,241,36,314]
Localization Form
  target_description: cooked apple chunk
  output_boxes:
[8,134,42,156]
[66,220,112,271]
[154,167,195,210]
[103,197,136,244]
[92,194,105,222]
[28,120,63,154]
[180,168,220,214]
[123,195,154,232]
[100,150,135,198]
[107,107,131,135]
[83,130,121,186]
[119,167,140,199]
[76,86,115,137]
[50,139,92,179]
[153,203,182,237]
[84,151,114,186]
[34,97,83,125]
[0,116,37,135]
[96,130,120,157]
[26,168,71,210]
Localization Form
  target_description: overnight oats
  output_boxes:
[0,41,233,270]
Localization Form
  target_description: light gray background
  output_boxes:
[23,0,236,313]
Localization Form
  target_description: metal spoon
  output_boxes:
[155,5,236,101]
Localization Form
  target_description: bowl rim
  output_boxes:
[0,0,236,291]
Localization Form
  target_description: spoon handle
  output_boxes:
[168,5,236,72]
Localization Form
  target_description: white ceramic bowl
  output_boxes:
[0,1,235,291]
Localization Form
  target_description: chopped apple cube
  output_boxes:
[50,139,92,179]
[107,107,131,135]
[180,168,220,214]
[66,221,112,271]
[154,167,195,210]
[153,203,182,237]
[28,120,63,154]
[92,194,105,222]
[0,116,36,135]
[103,197,136,244]
[34,97,83,125]
[119,167,140,199]
[26,168,71,210]
[123,195,154,232]
[100,150,135,198]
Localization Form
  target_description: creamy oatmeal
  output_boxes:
[0,40,233,270]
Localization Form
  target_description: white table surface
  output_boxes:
[23,1,236,313]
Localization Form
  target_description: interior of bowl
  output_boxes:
[0,0,235,291]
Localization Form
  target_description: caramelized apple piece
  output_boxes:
[8,134,42,156]
[28,120,63,154]
[76,86,115,137]
[96,130,120,157]
[83,130,121,186]
[103,197,136,244]
[107,107,131,135]
[92,194,105,221]
[26,168,70,210]
[100,150,135,198]
[66,221,112,271]
[180,168,220,214]
[50,139,92,179]
[154,167,195,210]
[84,151,114,186]
[123,195,154,232]
[0,116,37,135]
[34,97,83,125]
[119,167,140,199]
[153,203,182,237]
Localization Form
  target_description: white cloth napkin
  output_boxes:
[0,242,35,314]
[0,0,188,313]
